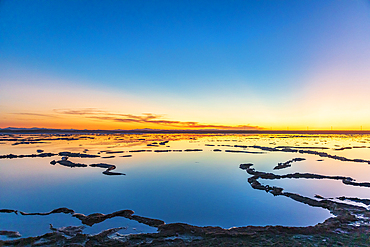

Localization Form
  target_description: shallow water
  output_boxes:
[1,133,370,238]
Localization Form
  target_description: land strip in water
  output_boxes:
[1,159,370,246]
[1,133,370,245]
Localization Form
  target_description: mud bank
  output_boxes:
[1,159,370,246]
[235,144,370,164]
[49,157,126,175]
[1,207,369,246]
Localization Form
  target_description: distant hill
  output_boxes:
[1,127,370,135]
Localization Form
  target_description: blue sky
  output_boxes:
[1,0,370,130]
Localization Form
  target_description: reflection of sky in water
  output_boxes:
[1,134,370,237]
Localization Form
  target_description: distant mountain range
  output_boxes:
[1,127,369,135]
[0,127,239,134]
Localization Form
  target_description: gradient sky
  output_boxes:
[1,0,370,130]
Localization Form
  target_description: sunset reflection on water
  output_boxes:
[1,133,370,238]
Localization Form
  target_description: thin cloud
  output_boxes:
[53,108,107,115]
[11,113,60,118]
[55,108,262,130]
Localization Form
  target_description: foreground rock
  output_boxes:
[90,163,126,175]
[49,224,85,237]
[274,157,306,170]
[0,153,57,159]
[55,159,88,167]
[240,163,370,228]
[234,144,370,164]
[50,158,125,175]
[0,230,21,238]
[72,210,133,226]
[0,150,99,159]
[58,151,100,158]
[1,214,370,246]
[337,196,370,205]
[1,208,164,228]
[19,207,74,215]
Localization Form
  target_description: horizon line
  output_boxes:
[1,127,370,135]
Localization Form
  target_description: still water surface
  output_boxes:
[1,134,370,238]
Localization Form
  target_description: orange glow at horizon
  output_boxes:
[2,67,370,131]
[1,113,369,131]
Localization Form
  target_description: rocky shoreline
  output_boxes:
[1,208,369,246]
[1,160,370,246]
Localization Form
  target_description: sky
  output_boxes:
[1,0,370,130]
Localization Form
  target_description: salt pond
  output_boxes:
[1,133,370,239]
